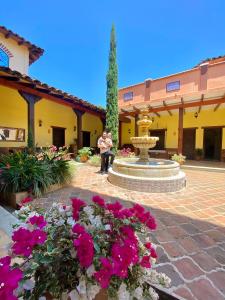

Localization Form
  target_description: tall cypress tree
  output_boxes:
[106,25,119,150]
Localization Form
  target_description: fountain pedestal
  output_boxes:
[108,113,186,193]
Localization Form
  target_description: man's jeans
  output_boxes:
[107,150,115,165]
[100,152,109,172]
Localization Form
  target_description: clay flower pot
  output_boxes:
[80,155,88,162]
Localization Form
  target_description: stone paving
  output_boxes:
[1,164,225,299]
[33,165,225,300]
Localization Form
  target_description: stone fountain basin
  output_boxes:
[112,157,180,178]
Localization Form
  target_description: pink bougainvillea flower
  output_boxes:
[12,227,47,257]
[150,247,157,259]
[92,195,105,208]
[0,256,23,300]
[28,215,47,229]
[20,196,33,206]
[130,204,157,230]
[140,255,151,268]
[0,256,11,266]
[73,231,94,268]
[145,242,152,250]
[94,257,114,288]
[32,229,47,245]
[72,224,85,234]
[106,201,123,212]
[71,198,86,220]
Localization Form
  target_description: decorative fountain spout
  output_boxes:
[131,114,159,162]
[108,112,186,193]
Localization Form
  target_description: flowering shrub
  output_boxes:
[0,147,72,198]
[171,153,186,164]
[117,148,135,158]
[1,196,170,299]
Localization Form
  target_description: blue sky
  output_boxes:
[1,0,225,106]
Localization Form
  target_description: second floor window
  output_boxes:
[166,81,180,92]
[0,48,9,67]
[123,92,133,101]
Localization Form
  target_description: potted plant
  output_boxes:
[195,148,203,161]
[171,153,186,165]
[78,147,92,162]
[0,148,72,208]
[0,196,171,299]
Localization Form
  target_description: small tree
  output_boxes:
[106,25,119,151]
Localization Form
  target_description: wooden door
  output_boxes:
[52,127,65,148]
[82,131,91,147]
[204,128,222,160]
[183,129,196,159]
[150,130,165,150]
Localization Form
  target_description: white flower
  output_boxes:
[23,279,35,290]
[77,277,87,296]
[148,287,159,300]
[27,211,39,218]
[134,287,142,298]
[83,206,94,217]
[56,219,65,226]
[118,283,130,300]
[87,284,100,300]
[91,216,102,228]
[86,264,95,278]
[67,217,76,226]
[69,290,80,300]
[70,248,77,258]
[104,224,111,230]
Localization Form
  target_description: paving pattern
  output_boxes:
[3,164,225,299]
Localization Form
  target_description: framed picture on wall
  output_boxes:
[0,127,25,142]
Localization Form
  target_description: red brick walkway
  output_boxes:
[35,165,225,300]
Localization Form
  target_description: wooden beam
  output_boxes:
[178,107,184,154]
[148,105,160,117]
[120,97,225,116]
[73,109,85,150]
[133,106,140,112]
[135,115,139,136]
[214,103,221,112]
[18,91,41,144]
[0,78,104,118]
[163,101,173,116]
[181,97,185,114]
[121,108,129,113]
[198,94,204,113]
[119,115,131,123]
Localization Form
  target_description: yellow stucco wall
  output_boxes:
[0,85,27,147]
[121,118,135,145]
[121,108,225,150]
[35,99,77,147]
[82,113,103,147]
[0,33,29,74]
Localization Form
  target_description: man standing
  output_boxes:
[97,131,110,174]
[106,132,115,167]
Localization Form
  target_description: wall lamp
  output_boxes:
[38,120,43,127]
[194,112,198,119]
[128,129,131,134]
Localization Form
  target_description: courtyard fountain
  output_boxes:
[108,112,186,192]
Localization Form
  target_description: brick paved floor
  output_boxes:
[33,165,225,299]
